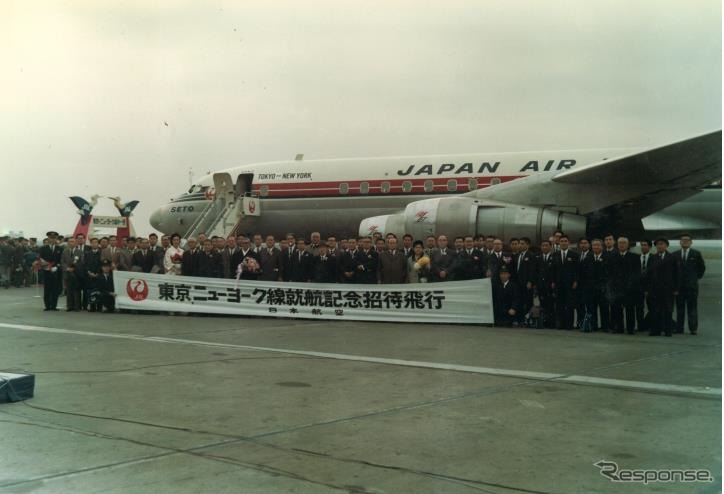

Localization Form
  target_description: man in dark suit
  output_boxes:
[486,238,512,279]
[231,236,261,280]
[589,239,610,331]
[39,231,63,310]
[635,240,654,331]
[288,238,313,282]
[257,235,282,281]
[60,237,82,311]
[553,234,579,330]
[454,236,485,280]
[648,238,681,337]
[576,237,594,330]
[339,238,358,284]
[220,235,238,279]
[196,239,223,278]
[512,237,537,322]
[354,237,379,284]
[607,237,640,334]
[401,234,414,258]
[181,238,200,276]
[378,235,407,284]
[148,233,166,274]
[312,244,338,283]
[492,266,521,327]
[430,235,457,282]
[84,238,103,311]
[71,233,89,308]
[326,236,344,280]
[602,234,617,258]
[536,240,557,328]
[93,260,116,313]
[673,233,706,335]
[132,238,156,273]
[280,234,297,282]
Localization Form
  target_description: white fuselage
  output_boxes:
[148,147,718,239]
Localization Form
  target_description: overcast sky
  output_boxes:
[1,0,721,238]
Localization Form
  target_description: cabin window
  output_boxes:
[359,182,369,194]
[260,185,269,197]
[490,177,501,185]
[402,181,412,193]
[468,178,478,191]
[339,182,349,195]
[424,180,434,192]
[381,181,391,193]
[447,179,457,192]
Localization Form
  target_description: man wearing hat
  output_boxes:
[492,265,521,327]
[92,259,116,313]
[39,231,63,310]
[647,238,681,337]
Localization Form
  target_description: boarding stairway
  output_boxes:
[183,172,261,239]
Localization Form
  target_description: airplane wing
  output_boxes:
[468,130,722,219]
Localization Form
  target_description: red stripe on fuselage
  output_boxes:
[252,175,524,197]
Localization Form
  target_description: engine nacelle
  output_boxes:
[403,197,480,240]
[358,214,406,238]
[475,203,587,243]
[359,197,587,244]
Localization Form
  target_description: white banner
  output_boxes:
[92,216,128,228]
[113,271,493,324]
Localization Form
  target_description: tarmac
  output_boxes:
[0,261,721,494]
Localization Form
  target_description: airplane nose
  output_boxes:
[149,208,164,232]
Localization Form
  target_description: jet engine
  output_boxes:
[358,197,587,244]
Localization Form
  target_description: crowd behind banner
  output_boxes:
[0,229,705,335]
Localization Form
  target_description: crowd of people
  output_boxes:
[0,229,706,336]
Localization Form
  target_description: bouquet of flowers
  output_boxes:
[235,257,261,286]
[40,259,56,272]
[240,257,260,274]
[413,255,430,271]
[168,252,183,275]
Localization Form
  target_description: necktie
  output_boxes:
[683,250,688,262]
[642,255,646,271]
[517,254,522,270]
[299,252,302,261]
[544,254,548,262]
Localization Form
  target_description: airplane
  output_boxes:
[149,130,722,244]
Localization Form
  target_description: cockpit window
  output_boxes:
[186,184,208,194]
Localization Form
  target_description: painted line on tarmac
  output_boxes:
[0,322,719,398]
